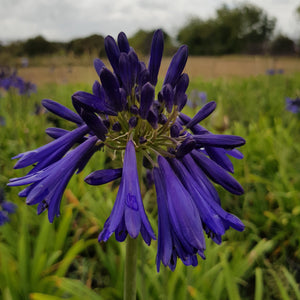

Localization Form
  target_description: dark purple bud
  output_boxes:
[130,105,139,114]
[138,68,150,87]
[205,146,234,173]
[103,119,110,129]
[158,113,167,124]
[193,134,246,148]
[119,53,132,94]
[147,107,158,129]
[42,99,82,125]
[163,45,188,87]
[79,110,107,141]
[139,136,147,144]
[45,127,70,139]
[186,102,216,128]
[170,124,180,137]
[161,84,174,113]
[85,168,122,185]
[191,150,244,195]
[177,94,187,111]
[119,87,128,108]
[92,80,102,98]
[140,82,155,119]
[100,68,123,112]
[176,137,196,158]
[93,58,105,78]
[148,29,164,86]
[178,112,191,124]
[104,35,120,76]
[174,73,189,105]
[153,100,162,113]
[118,32,130,53]
[72,91,117,116]
[128,50,139,86]
[129,116,138,128]
[112,121,122,132]
[158,91,163,103]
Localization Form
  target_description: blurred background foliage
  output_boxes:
[0,2,299,64]
[0,68,300,299]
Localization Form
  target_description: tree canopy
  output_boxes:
[177,3,276,55]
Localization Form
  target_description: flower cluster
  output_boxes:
[0,188,17,226]
[286,97,300,114]
[9,30,245,271]
[0,67,36,96]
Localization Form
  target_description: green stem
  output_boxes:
[123,148,144,300]
[124,237,138,300]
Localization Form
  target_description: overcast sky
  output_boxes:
[1,0,299,43]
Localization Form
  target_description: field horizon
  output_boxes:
[14,55,300,86]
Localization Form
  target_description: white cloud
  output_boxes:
[0,0,299,42]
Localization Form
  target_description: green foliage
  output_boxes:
[66,34,105,57]
[128,29,176,56]
[1,72,300,299]
[269,35,296,55]
[178,3,276,55]
[23,35,60,56]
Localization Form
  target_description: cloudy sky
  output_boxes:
[1,0,299,42]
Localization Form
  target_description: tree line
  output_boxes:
[0,3,297,58]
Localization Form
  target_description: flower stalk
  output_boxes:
[124,236,138,300]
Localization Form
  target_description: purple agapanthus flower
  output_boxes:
[286,97,300,114]
[0,188,17,226]
[0,67,36,96]
[9,29,245,270]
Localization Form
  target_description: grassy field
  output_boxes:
[15,55,300,86]
[0,57,300,299]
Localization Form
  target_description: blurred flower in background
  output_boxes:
[0,188,17,226]
[286,97,300,114]
[187,89,207,109]
[0,67,36,96]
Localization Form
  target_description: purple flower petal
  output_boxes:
[161,84,174,113]
[193,134,245,148]
[85,168,122,185]
[174,73,189,106]
[98,141,156,244]
[163,45,188,87]
[148,29,164,86]
[13,125,90,169]
[186,101,216,128]
[72,91,117,115]
[42,99,82,125]
[93,58,105,78]
[191,150,244,195]
[117,32,130,53]
[99,68,123,112]
[104,35,121,76]
[140,82,155,119]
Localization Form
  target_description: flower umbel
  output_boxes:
[9,29,246,270]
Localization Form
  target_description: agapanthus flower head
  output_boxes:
[9,29,245,270]
[286,97,300,114]
[0,188,17,226]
